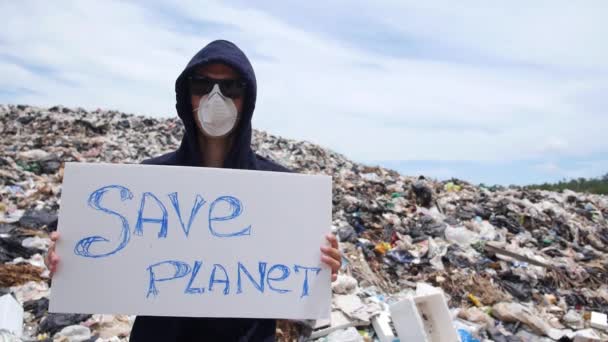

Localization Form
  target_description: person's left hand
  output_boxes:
[320,234,341,281]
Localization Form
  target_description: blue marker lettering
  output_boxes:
[237,261,267,294]
[266,264,291,294]
[208,196,251,237]
[135,192,169,238]
[294,265,321,298]
[146,260,191,298]
[208,264,230,295]
[185,260,204,294]
[168,192,206,237]
[74,185,133,258]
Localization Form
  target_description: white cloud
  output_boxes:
[0,0,606,171]
[535,138,569,156]
[377,1,608,71]
[534,162,561,174]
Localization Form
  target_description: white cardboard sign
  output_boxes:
[49,162,332,319]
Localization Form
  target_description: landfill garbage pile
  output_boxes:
[1,104,607,341]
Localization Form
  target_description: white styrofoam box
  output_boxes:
[389,284,459,342]
[390,296,427,341]
[590,311,608,331]
[372,311,399,342]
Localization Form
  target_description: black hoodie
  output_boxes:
[131,40,285,341]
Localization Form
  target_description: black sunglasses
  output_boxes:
[188,75,246,99]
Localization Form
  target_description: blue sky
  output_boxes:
[1,1,607,185]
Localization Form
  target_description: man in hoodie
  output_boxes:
[46,40,341,341]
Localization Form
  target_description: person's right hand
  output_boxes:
[45,232,60,277]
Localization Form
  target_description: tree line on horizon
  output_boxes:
[524,173,608,195]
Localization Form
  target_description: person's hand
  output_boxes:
[45,232,60,277]
[320,234,341,282]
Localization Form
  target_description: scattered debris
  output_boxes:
[1,105,608,341]
[0,263,45,287]
[563,309,585,330]
[573,328,602,342]
[331,274,359,295]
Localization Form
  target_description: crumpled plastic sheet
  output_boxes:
[39,313,93,335]
[53,324,92,342]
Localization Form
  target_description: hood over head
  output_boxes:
[142,40,288,173]
[174,39,258,169]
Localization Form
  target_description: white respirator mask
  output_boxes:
[193,84,238,137]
